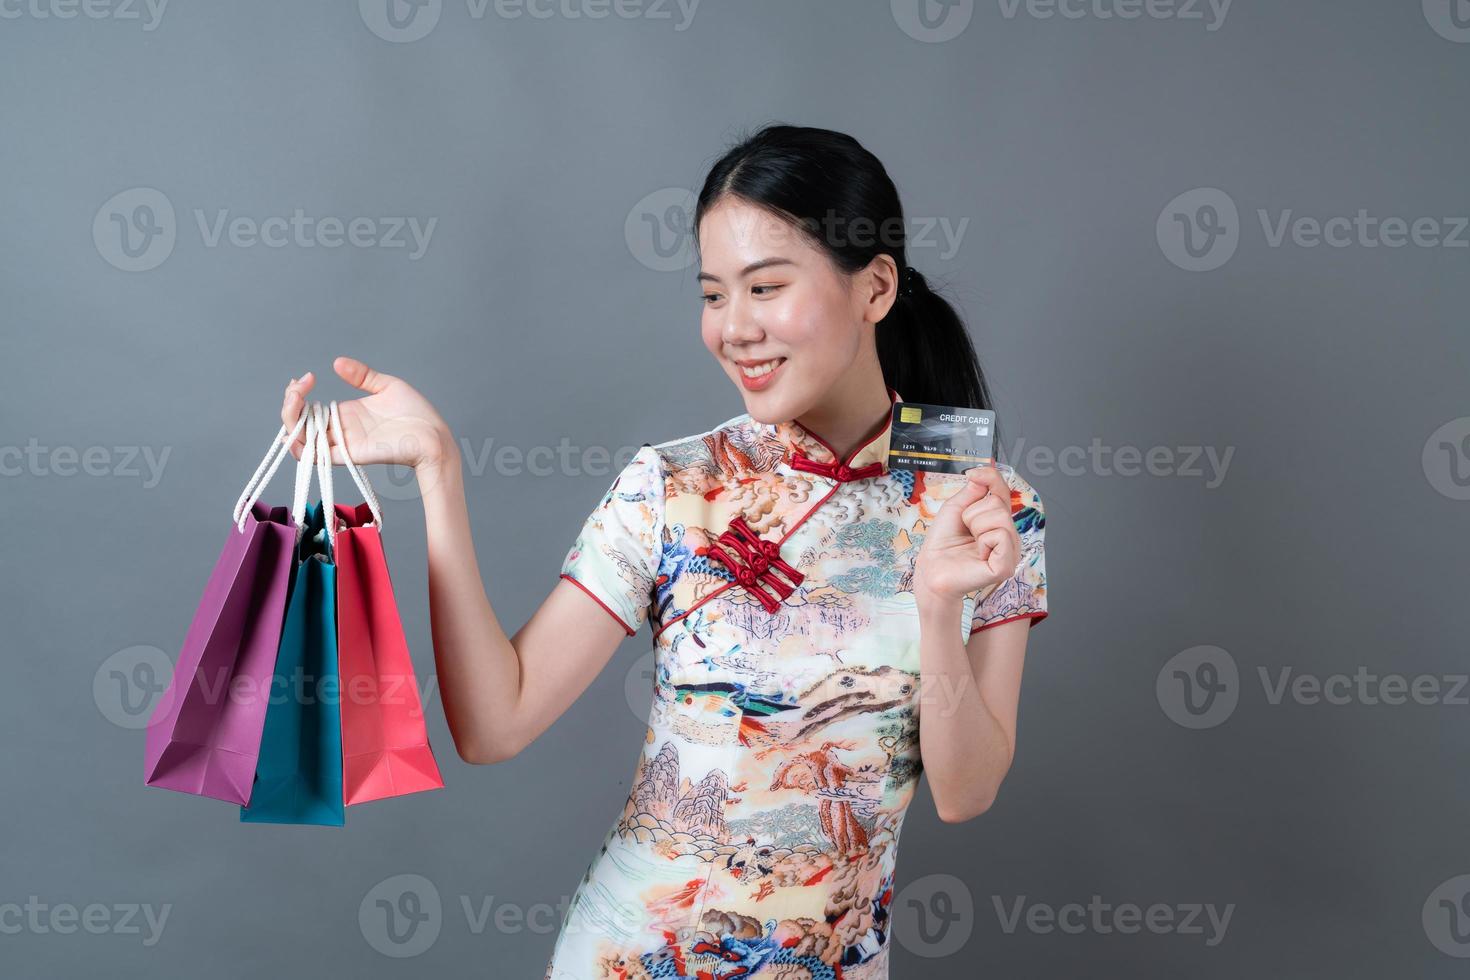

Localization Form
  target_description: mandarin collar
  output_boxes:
[768,387,902,481]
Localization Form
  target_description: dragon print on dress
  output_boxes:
[549,387,1047,979]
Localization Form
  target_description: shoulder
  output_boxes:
[641,411,776,480]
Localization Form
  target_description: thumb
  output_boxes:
[334,355,395,394]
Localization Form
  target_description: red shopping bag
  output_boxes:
[327,402,445,805]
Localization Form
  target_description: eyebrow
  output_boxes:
[696,257,796,284]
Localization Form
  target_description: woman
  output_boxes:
[283,124,1047,978]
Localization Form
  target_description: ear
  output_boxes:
[858,254,901,325]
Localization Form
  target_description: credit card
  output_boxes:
[888,402,996,475]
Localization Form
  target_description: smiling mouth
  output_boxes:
[737,357,786,378]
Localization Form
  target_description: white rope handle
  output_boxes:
[329,400,383,529]
[290,401,319,528]
[313,402,337,549]
[233,409,310,532]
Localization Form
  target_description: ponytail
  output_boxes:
[877,267,993,411]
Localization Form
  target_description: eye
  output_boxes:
[751,284,782,296]
[702,291,723,306]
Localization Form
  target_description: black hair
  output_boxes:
[693,123,997,426]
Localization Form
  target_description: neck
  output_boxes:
[795,370,894,463]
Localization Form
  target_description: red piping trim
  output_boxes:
[970,609,1048,634]
[560,572,637,636]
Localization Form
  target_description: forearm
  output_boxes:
[915,595,1013,822]
[416,443,527,761]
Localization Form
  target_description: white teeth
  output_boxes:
[739,358,784,378]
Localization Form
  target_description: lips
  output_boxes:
[736,357,786,391]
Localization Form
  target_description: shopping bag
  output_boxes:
[144,410,310,804]
[242,404,346,826]
[330,398,444,803]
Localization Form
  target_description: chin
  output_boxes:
[736,389,793,425]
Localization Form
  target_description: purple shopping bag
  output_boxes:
[144,411,310,805]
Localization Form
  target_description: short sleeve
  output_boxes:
[969,464,1048,634]
[559,444,666,636]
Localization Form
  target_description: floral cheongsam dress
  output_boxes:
[547,387,1047,979]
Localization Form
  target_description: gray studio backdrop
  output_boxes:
[2,1,1467,977]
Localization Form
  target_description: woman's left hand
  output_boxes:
[913,466,1021,603]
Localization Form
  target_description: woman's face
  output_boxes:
[697,197,895,424]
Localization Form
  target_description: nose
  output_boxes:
[721,307,763,346]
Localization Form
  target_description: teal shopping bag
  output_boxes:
[241,499,345,826]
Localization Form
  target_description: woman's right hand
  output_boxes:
[281,356,453,471]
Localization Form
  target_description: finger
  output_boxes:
[334,355,395,394]
[932,476,992,535]
[976,526,1017,574]
[281,372,315,435]
[965,464,1010,500]
[318,422,346,466]
[316,404,354,466]
[960,495,1012,538]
